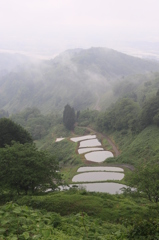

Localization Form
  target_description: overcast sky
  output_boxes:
[0,0,159,55]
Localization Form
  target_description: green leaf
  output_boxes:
[0,219,11,226]
[22,232,30,239]
[0,228,6,233]
[42,229,51,238]
[13,207,21,214]
[0,210,4,215]
[22,225,28,229]
[10,237,18,240]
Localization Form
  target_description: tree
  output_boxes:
[0,109,9,118]
[0,142,61,194]
[140,95,159,129]
[63,104,75,130]
[97,98,140,132]
[129,163,159,203]
[0,118,33,147]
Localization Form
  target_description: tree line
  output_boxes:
[96,91,159,134]
[0,118,61,195]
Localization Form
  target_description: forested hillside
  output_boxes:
[0,48,159,114]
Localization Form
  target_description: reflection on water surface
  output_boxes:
[79,139,101,148]
[72,172,124,182]
[78,147,104,154]
[71,135,96,142]
[77,166,124,172]
[85,151,113,162]
[57,183,128,194]
[75,182,127,194]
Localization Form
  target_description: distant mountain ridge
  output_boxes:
[0,47,159,114]
[53,47,159,76]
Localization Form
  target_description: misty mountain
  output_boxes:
[0,52,31,76]
[0,47,159,114]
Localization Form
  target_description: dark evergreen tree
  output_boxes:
[0,118,33,148]
[63,104,75,130]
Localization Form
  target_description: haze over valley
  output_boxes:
[1,1,159,239]
[0,47,159,114]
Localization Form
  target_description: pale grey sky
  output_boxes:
[0,0,159,55]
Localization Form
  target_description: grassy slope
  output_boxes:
[16,190,150,222]
[110,125,159,166]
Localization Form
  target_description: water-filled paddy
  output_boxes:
[85,151,113,162]
[74,183,127,194]
[71,135,96,142]
[58,183,127,194]
[72,172,124,182]
[77,166,124,172]
[79,139,101,148]
[46,182,128,194]
[78,147,104,154]
[56,138,65,142]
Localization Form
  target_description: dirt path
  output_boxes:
[102,134,120,157]
[81,127,120,157]
[77,126,135,171]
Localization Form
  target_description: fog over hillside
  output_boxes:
[0,47,159,114]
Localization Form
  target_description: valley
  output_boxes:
[1,47,159,239]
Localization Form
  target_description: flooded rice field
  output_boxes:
[78,147,104,154]
[84,151,114,162]
[72,172,124,182]
[77,166,124,172]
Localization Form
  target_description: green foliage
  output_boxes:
[74,126,87,135]
[137,73,159,105]
[97,98,140,132]
[77,109,99,127]
[1,196,159,239]
[63,104,75,130]
[0,118,33,147]
[129,163,159,203]
[0,202,61,239]
[17,190,149,222]
[0,202,126,240]
[0,142,61,194]
[97,73,159,134]
[114,125,159,166]
[141,94,159,129]
[47,139,81,166]
[11,108,62,140]
[126,218,159,239]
